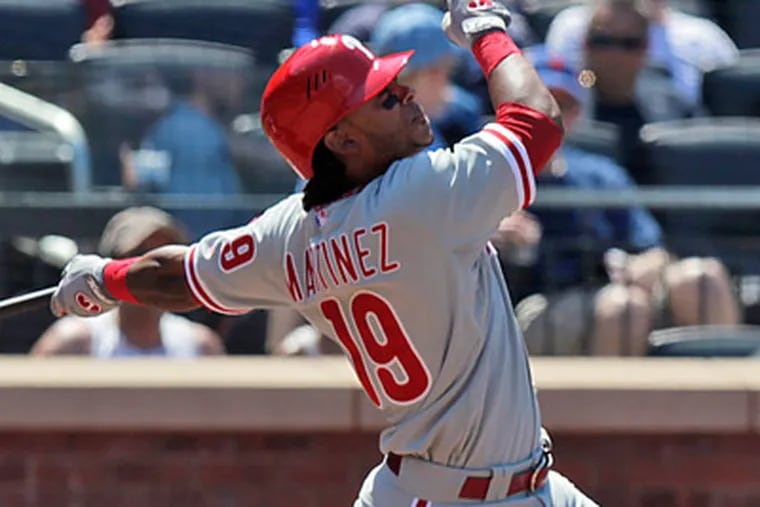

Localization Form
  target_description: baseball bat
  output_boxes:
[0,286,56,319]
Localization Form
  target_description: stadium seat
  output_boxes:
[522,0,586,42]
[667,0,713,18]
[720,0,760,49]
[648,325,760,357]
[319,0,367,34]
[0,132,73,191]
[639,117,760,245]
[68,39,256,187]
[702,49,760,117]
[0,0,85,60]
[111,0,293,67]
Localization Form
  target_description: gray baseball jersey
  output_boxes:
[184,121,542,468]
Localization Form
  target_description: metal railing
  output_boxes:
[0,186,759,210]
[0,83,92,194]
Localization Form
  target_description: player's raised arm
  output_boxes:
[443,0,563,170]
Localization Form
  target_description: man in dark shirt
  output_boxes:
[582,0,692,184]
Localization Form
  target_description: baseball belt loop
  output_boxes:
[529,448,554,492]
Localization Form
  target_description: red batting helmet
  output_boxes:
[260,34,414,180]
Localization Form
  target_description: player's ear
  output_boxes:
[324,127,360,158]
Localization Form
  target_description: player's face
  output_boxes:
[335,80,434,179]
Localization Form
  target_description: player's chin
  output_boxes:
[411,123,435,148]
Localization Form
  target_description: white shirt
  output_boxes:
[544,5,739,106]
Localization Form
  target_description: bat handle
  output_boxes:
[0,286,57,317]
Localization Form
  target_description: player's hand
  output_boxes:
[50,254,118,317]
[491,212,542,249]
[442,0,512,49]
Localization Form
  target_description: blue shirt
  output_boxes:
[136,101,243,239]
[533,144,662,288]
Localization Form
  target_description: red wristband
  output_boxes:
[102,257,140,305]
[472,31,522,78]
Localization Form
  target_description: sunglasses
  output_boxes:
[380,88,402,110]
[586,34,646,51]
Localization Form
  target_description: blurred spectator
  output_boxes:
[545,0,738,108]
[81,0,114,45]
[327,2,388,43]
[491,51,741,356]
[120,68,246,239]
[577,0,694,184]
[328,0,535,46]
[370,2,482,149]
[32,207,224,357]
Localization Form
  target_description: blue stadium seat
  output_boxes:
[0,132,72,191]
[522,0,585,43]
[68,39,257,187]
[111,0,293,67]
[0,0,85,60]
[721,0,760,49]
[648,325,760,357]
[702,49,760,117]
[639,117,760,265]
[319,0,369,34]
[640,117,760,190]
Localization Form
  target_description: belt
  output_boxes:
[386,449,553,501]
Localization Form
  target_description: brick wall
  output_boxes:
[0,431,758,507]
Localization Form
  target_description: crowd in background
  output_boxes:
[0,0,758,359]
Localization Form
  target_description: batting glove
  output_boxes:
[442,0,513,49]
[50,254,118,317]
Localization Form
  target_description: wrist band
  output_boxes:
[472,30,522,78]
[102,257,140,305]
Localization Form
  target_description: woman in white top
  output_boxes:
[31,207,223,357]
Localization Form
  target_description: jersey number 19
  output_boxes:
[321,291,431,408]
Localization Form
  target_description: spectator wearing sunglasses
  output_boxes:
[545,0,738,109]
[581,0,694,185]
[369,2,483,150]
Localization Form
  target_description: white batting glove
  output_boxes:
[442,0,513,49]
[50,254,118,317]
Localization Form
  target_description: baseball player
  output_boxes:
[50,0,597,505]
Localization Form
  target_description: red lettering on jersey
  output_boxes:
[284,252,303,303]
[320,240,340,287]
[353,228,377,279]
[311,244,330,291]
[371,222,400,273]
[330,234,358,284]
[304,247,317,298]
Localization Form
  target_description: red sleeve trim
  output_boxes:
[102,258,140,305]
[482,125,533,208]
[184,244,247,315]
[494,102,563,175]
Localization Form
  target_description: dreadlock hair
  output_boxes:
[302,138,355,211]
